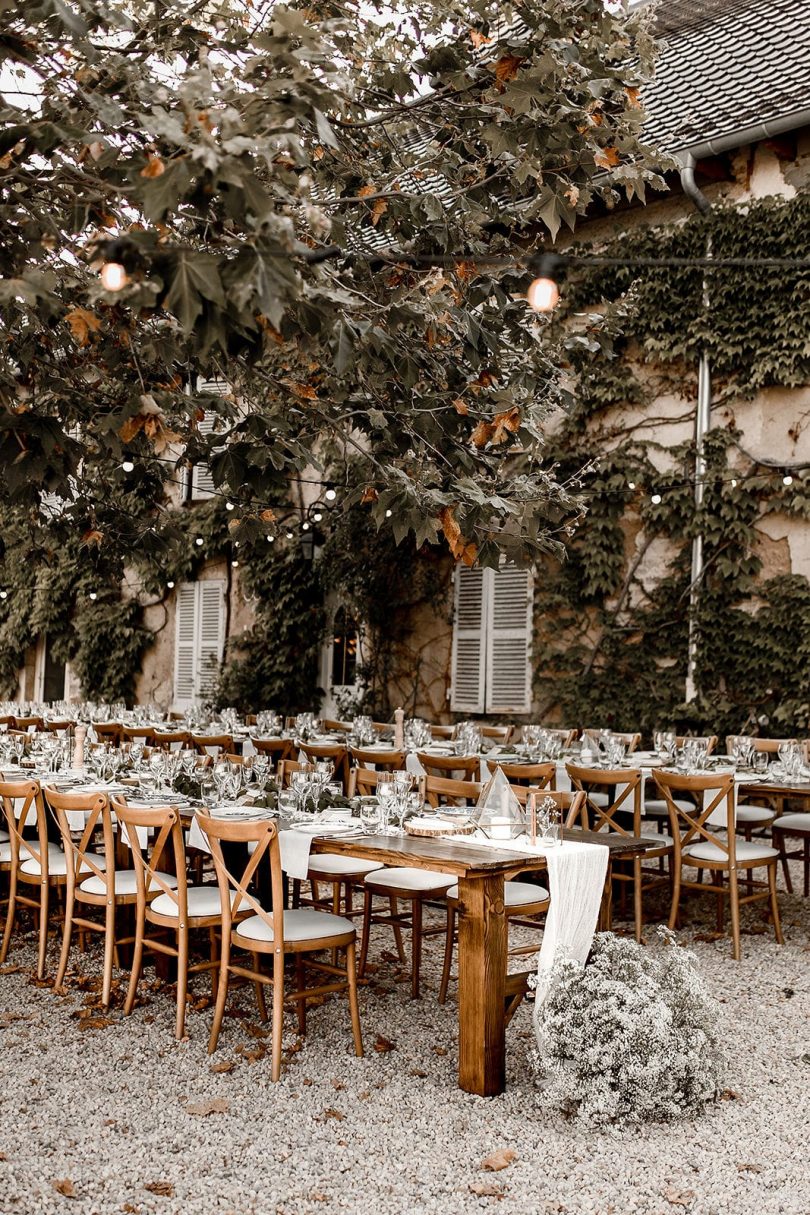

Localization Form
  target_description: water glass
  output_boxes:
[358,796,381,833]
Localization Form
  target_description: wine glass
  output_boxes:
[358,796,382,834]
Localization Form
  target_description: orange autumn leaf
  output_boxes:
[470,419,494,448]
[454,260,478,283]
[493,54,524,82]
[370,197,388,226]
[490,406,522,445]
[286,382,318,401]
[361,486,379,504]
[65,307,101,346]
[140,155,165,178]
[357,184,376,198]
[439,506,477,566]
[82,529,103,548]
[260,508,276,523]
[453,398,469,415]
[469,29,492,47]
[625,86,642,108]
[594,146,621,169]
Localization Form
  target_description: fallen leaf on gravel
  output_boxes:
[0,1152,7,1161]
[144,1181,175,1197]
[245,1022,271,1039]
[121,1204,139,1213]
[470,1182,506,1198]
[719,1088,741,1101]
[432,1045,448,1056]
[184,1098,229,1116]
[664,1189,695,1208]
[52,1178,76,1197]
[331,1078,345,1090]
[0,964,21,975]
[210,1061,235,1074]
[737,1163,763,1174]
[78,1016,115,1031]
[481,1149,517,1172]
[373,1035,395,1053]
[323,1108,346,1121]
[409,1068,428,1078]
[692,932,724,943]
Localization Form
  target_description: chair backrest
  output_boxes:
[277,759,315,787]
[429,724,455,740]
[122,726,156,745]
[582,729,641,754]
[195,812,285,939]
[111,797,189,916]
[425,774,482,808]
[192,734,234,758]
[675,734,718,755]
[321,718,351,733]
[93,722,123,745]
[44,720,73,736]
[14,716,45,732]
[497,761,556,789]
[461,723,514,744]
[565,762,641,836]
[149,730,192,751]
[251,738,293,763]
[522,787,587,828]
[349,767,426,801]
[349,747,406,773]
[652,769,737,861]
[726,734,797,755]
[43,787,114,893]
[416,752,479,781]
[0,778,49,873]
[297,742,349,790]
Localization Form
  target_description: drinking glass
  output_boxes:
[358,796,381,833]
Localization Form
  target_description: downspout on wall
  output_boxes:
[679,153,712,703]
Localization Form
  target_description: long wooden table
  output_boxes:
[310,827,649,1098]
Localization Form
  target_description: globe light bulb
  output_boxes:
[527,275,560,312]
[285,530,294,540]
[121,459,135,473]
[167,580,175,589]
[783,474,794,486]
[651,492,662,505]
[231,560,239,568]
[627,481,636,491]
[195,537,204,547]
[313,511,323,523]
[302,521,310,531]
[0,591,7,600]
[226,501,235,511]
[100,262,127,292]
[89,591,97,601]
[730,479,737,488]
[266,534,275,543]
[325,488,337,502]
[385,509,393,518]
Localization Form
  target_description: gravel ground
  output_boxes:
[0,873,808,1215]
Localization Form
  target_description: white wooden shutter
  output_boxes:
[196,580,225,699]
[450,566,487,713]
[486,565,533,714]
[173,581,225,706]
[174,584,198,706]
[190,411,217,500]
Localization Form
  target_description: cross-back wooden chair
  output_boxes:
[521,726,578,747]
[197,812,363,1080]
[45,787,177,1007]
[297,741,349,792]
[582,729,641,754]
[321,718,351,733]
[424,775,482,808]
[121,726,155,747]
[416,751,480,782]
[726,735,798,754]
[43,720,73,737]
[150,730,192,752]
[112,798,223,1039]
[566,761,673,941]
[92,721,123,747]
[497,761,556,789]
[349,766,425,801]
[653,769,783,959]
[429,724,455,740]
[14,716,45,733]
[460,723,514,744]
[675,734,718,754]
[251,737,293,766]
[0,778,61,978]
[192,733,234,758]
[349,746,407,773]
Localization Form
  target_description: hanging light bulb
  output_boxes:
[730,479,737,488]
[167,580,175,589]
[324,487,337,502]
[121,459,135,473]
[526,252,562,313]
[225,501,235,511]
[650,492,662,505]
[385,509,393,518]
[100,262,128,292]
[627,481,636,491]
[302,521,310,531]
[195,537,204,547]
[783,474,794,486]
[0,590,7,600]
[266,534,275,543]
[285,530,294,540]
[313,511,323,523]
[89,591,98,601]
[231,560,239,568]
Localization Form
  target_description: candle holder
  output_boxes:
[472,765,526,839]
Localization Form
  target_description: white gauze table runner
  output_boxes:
[187,815,313,880]
[535,840,608,984]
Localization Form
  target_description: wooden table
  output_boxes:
[310,826,649,1098]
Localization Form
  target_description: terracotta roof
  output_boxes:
[642,0,810,153]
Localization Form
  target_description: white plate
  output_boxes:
[292,822,359,836]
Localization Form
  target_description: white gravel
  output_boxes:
[0,872,808,1215]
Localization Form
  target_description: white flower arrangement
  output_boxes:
[532,930,727,1125]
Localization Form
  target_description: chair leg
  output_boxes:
[668,863,681,930]
[345,940,363,1057]
[101,901,116,1008]
[767,862,784,945]
[410,897,422,1000]
[295,954,306,1037]
[438,905,455,1005]
[775,831,793,893]
[358,888,372,977]
[55,888,74,989]
[253,952,268,1022]
[713,871,724,932]
[728,868,741,961]
[36,880,49,980]
[209,927,219,996]
[0,866,17,965]
[270,951,285,1082]
[389,895,407,963]
[176,926,189,1040]
[124,909,145,1017]
[208,937,231,1053]
[804,838,810,899]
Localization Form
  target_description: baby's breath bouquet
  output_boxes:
[533,930,726,1125]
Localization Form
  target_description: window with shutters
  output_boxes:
[183,380,229,502]
[173,580,226,707]
[450,564,533,714]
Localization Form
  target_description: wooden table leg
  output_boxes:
[456,872,507,1097]
[598,860,613,931]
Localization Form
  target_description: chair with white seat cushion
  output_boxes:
[772,812,810,896]
[113,799,222,1040]
[303,852,384,919]
[199,812,363,1081]
[653,769,782,960]
[0,779,72,979]
[359,866,456,999]
[46,787,174,1008]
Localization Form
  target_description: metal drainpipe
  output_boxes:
[679,153,712,703]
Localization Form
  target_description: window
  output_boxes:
[450,564,533,714]
[173,580,226,707]
[183,380,229,502]
[331,606,358,687]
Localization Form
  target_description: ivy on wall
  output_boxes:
[537,190,810,739]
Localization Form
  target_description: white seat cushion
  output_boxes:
[20,849,107,877]
[307,853,384,878]
[364,866,456,893]
[684,839,778,864]
[80,869,179,896]
[588,791,610,808]
[735,803,775,825]
[638,831,674,848]
[150,886,221,919]
[773,813,810,834]
[446,879,549,906]
[0,828,8,843]
[645,798,692,817]
[235,907,354,945]
[0,840,61,865]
